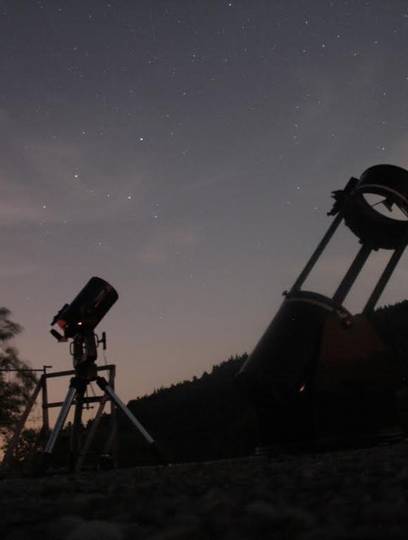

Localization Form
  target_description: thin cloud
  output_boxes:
[138,226,198,266]
[0,133,147,227]
[0,263,38,279]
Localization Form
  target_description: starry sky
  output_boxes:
[2,0,408,409]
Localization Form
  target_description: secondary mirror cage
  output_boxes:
[341,164,408,250]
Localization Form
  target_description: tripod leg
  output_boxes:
[96,377,167,463]
[70,391,85,469]
[1,377,44,470]
[97,378,154,443]
[44,386,77,455]
[105,366,118,467]
[103,421,117,462]
[41,373,50,439]
[74,394,109,473]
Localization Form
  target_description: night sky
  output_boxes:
[2,1,408,408]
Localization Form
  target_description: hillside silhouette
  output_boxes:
[367,300,408,360]
[117,354,257,465]
[109,301,408,464]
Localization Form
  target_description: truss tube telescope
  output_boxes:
[238,164,408,447]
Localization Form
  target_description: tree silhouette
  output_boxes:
[0,308,37,438]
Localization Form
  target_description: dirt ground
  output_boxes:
[2,441,408,540]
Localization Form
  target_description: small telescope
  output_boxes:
[50,276,118,342]
[43,276,166,469]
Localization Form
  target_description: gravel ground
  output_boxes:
[2,441,408,540]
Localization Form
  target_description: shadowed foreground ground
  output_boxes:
[2,441,408,540]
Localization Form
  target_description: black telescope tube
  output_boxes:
[54,276,118,338]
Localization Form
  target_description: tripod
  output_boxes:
[43,331,165,471]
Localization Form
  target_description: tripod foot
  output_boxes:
[97,453,115,471]
[27,452,53,477]
[149,441,169,466]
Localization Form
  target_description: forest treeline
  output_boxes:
[121,354,256,464]
[109,300,408,465]
[368,299,408,360]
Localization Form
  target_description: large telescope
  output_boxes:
[238,164,408,448]
[43,276,166,470]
